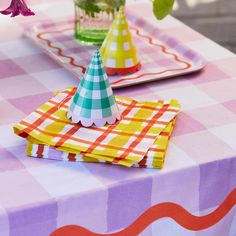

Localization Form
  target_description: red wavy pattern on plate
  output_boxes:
[37,29,86,73]
[110,26,191,85]
[50,188,236,236]
[35,26,191,85]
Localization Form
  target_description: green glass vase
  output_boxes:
[74,0,125,46]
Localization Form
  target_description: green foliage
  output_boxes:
[76,0,125,17]
[112,0,125,10]
[75,0,175,20]
[76,0,100,17]
[153,0,175,20]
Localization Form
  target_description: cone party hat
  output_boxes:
[67,49,121,127]
[100,6,141,76]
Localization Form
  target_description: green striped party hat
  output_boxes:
[67,49,120,127]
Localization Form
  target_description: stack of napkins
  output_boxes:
[14,87,180,169]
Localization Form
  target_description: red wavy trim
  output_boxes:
[106,62,141,76]
[50,188,236,236]
[110,26,192,85]
[36,29,86,73]
[35,26,191,85]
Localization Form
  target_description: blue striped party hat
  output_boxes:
[67,49,120,127]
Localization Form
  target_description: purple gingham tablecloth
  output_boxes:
[0,0,236,235]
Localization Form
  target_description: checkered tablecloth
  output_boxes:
[0,0,236,236]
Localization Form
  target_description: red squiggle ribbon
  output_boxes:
[110,26,191,85]
[37,29,86,73]
[50,188,236,236]
[36,26,191,86]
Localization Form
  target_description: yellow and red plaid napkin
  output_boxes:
[25,118,175,168]
[14,87,180,168]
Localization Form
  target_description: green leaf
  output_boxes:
[153,0,175,20]
[96,2,110,11]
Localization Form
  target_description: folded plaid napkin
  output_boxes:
[26,118,175,169]
[14,87,180,167]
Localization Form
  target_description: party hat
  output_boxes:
[67,49,121,127]
[100,6,141,76]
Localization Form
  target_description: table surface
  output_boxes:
[0,0,236,236]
